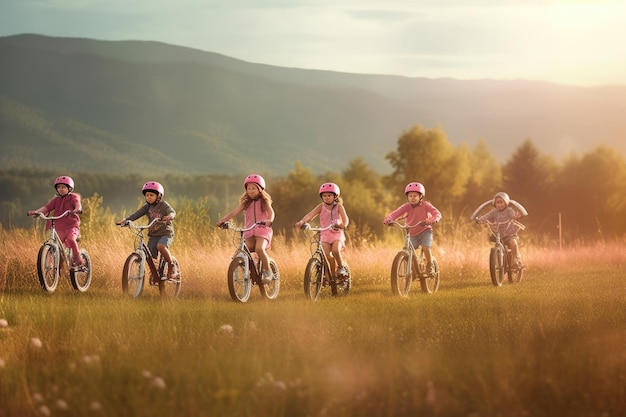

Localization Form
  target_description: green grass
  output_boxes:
[0,262,624,417]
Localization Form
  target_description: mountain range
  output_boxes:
[1,33,625,176]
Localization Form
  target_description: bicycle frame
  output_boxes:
[220,221,280,302]
[300,223,350,301]
[388,220,440,296]
[120,219,181,298]
[33,210,92,293]
[477,218,525,286]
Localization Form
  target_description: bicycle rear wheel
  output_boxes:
[260,259,280,300]
[420,257,440,293]
[159,257,182,298]
[489,246,505,287]
[390,251,411,297]
[122,253,145,298]
[37,243,60,293]
[70,250,92,292]
[303,254,324,301]
[227,256,252,302]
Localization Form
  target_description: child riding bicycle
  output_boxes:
[383,182,441,276]
[294,182,350,278]
[475,192,527,270]
[216,174,275,284]
[117,181,177,280]
[27,175,84,268]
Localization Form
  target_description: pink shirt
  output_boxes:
[384,201,442,237]
[320,203,345,245]
[243,199,273,243]
[43,193,81,232]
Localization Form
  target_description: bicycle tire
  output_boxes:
[227,256,252,302]
[390,251,412,297]
[489,246,505,287]
[159,257,182,299]
[122,253,144,298]
[260,259,280,300]
[507,255,524,283]
[70,250,92,292]
[303,254,324,301]
[420,257,440,294]
[37,243,59,293]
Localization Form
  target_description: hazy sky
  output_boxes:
[1,0,625,86]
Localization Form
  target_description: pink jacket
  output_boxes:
[43,193,82,232]
[384,201,442,237]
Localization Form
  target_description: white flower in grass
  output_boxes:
[55,399,68,410]
[32,393,44,403]
[151,376,166,390]
[38,405,51,416]
[30,337,43,348]
[0,358,5,368]
[89,401,102,411]
[141,369,152,378]
[82,355,101,365]
[217,324,234,335]
[0,318,8,328]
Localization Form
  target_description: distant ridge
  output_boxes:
[1,33,625,176]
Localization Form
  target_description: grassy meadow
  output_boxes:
[0,220,624,417]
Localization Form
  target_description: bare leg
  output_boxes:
[322,242,336,273]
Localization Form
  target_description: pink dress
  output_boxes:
[243,199,273,244]
[320,203,345,247]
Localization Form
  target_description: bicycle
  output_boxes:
[218,221,280,303]
[119,219,182,298]
[31,210,92,293]
[473,218,525,286]
[387,220,440,297]
[299,223,351,301]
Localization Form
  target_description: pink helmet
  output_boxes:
[493,192,510,206]
[142,181,164,196]
[54,176,74,192]
[405,182,425,196]
[319,182,340,197]
[244,174,265,190]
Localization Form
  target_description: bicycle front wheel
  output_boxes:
[489,246,505,287]
[260,259,280,300]
[227,256,252,303]
[122,253,145,298]
[303,254,324,301]
[159,257,182,298]
[390,251,411,297]
[37,243,60,293]
[70,250,92,292]
[420,257,440,294]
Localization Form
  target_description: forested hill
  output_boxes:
[1,33,626,176]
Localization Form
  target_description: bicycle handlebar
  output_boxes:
[299,222,336,232]
[118,218,160,230]
[218,221,267,233]
[385,220,427,229]
[30,210,73,221]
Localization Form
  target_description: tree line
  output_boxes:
[2,125,625,245]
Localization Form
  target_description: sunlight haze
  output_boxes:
[1,0,625,86]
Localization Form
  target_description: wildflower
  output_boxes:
[151,376,166,389]
[0,319,8,328]
[30,338,43,348]
[56,399,68,410]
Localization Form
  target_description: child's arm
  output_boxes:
[294,204,322,228]
[216,204,244,226]
[337,204,349,229]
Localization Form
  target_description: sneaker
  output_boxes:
[425,264,435,276]
[261,270,273,284]
[337,266,349,278]
[165,263,175,280]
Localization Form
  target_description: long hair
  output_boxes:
[240,189,273,212]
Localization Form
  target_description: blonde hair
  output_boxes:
[240,188,273,212]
